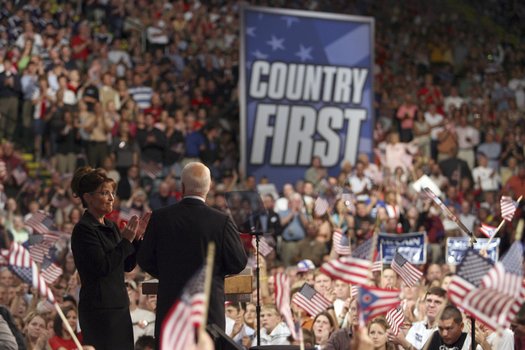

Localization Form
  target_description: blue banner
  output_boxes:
[377,232,427,265]
[446,237,500,265]
[240,6,374,188]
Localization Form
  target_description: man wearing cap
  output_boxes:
[295,259,316,288]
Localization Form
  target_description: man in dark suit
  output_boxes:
[138,162,247,340]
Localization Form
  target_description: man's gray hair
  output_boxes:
[181,162,211,196]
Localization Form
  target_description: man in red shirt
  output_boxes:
[505,164,525,198]
[71,22,92,65]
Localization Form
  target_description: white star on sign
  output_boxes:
[252,50,268,59]
[246,27,256,37]
[267,36,285,51]
[295,45,313,62]
[281,16,299,28]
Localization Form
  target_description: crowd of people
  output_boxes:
[0,0,525,349]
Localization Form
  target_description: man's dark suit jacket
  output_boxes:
[137,197,247,339]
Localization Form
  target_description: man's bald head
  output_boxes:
[181,162,211,198]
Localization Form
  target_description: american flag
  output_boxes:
[479,223,497,238]
[161,265,206,350]
[501,196,518,222]
[24,212,57,234]
[332,230,351,256]
[291,283,332,317]
[41,252,63,285]
[385,305,404,336]
[251,236,273,257]
[459,243,525,330]
[274,272,298,339]
[391,252,423,287]
[24,232,61,264]
[358,285,400,323]
[463,263,518,327]
[499,242,525,326]
[7,242,55,303]
[320,236,376,286]
[140,161,163,179]
[448,249,498,329]
[448,249,494,306]
[371,249,382,272]
[119,207,142,222]
[314,197,330,217]
[320,256,371,287]
[350,285,359,298]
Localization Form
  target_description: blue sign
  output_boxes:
[378,232,427,265]
[240,6,374,188]
[446,237,500,265]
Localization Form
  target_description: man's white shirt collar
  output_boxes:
[184,195,205,202]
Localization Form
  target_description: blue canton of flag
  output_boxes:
[352,236,376,260]
[448,249,493,317]
[455,249,494,287]
[501,241,523,276]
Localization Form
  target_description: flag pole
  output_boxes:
[54,303,83,350]
[200,242,216,332]
[380,242,384,286]
[484,220,506,248]
[484,196,523,255]
[516,219,524,242]
[294,309,305,350]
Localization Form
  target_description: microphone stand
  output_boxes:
[224,191,267,347]
[468,239,475,350]
[249,214,262,347]
[253,227,262,346]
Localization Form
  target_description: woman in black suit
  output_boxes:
[70,167,150,349]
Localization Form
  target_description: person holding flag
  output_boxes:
[70,166,151,350]
[390,287,447,350]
